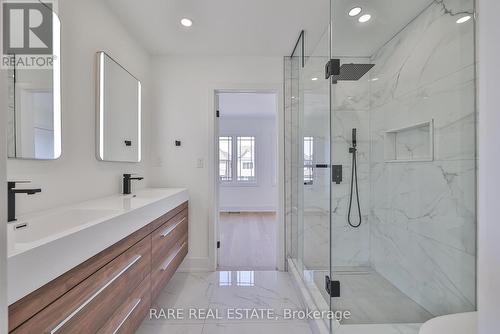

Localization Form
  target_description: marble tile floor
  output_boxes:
[137,271,313,334]
[311,268,432,325]
[218,212,277,270]
[335,323,422,334]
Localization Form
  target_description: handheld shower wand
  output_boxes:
[348,128,362,228]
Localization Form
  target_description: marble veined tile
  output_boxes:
[370,0,475,108]
[370,65,475,140]
[331,217,370,267]
[202,321,313,334]
[139,271,313,333]
[370,220,476,316]
[335,323,421,334]
[370,160,475,254]
[149,272,217,324]
[137,323,204,334]
[302,210,330,269]
[207,271,304,321]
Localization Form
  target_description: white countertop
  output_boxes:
[7,187,188,304]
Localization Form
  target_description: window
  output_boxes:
[304,136,314,185]
[219,136,232,181]
[219,135,256,184]
[237,136,256,182]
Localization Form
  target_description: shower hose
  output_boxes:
[348,145,362,228]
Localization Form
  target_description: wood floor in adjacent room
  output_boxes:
[218,212,277,270]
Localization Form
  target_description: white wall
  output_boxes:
[150,55,283,270]
[6,0,152,215]
[478,0,500,332]
[219,116,278,212]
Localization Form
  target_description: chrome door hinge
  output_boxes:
[325,59,340,79]
[325,276,340,297]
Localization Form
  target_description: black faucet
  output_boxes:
[8,181,42,222]
[123,174,143,195]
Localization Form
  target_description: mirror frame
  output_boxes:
[7,10,62,160]
[95,51,142,162]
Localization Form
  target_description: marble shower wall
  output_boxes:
[369,0,476,316]
[330,57,371,268]
[300,55,372,269]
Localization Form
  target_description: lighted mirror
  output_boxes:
[96,51,141,162]
[6,5,61,160]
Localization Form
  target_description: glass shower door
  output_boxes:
[285,23,333,330]
[298,26,334,332]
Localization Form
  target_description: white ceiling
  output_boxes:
[218,93,277,119]
[104,0,432,57]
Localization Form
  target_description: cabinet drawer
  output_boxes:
[13,236,151,334]
[149,202,188,232]
[97,275,151,334]
[9,224,151,332]
[151,210,188,268]
[151,236,188,301]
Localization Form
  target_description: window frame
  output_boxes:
[219,134,258,186]
[303,136,314,185]
[218,136,233,182]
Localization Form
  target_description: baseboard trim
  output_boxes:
[219,206,277,212]
[178,256,211,272]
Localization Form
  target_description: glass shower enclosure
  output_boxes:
[285,0,477,332]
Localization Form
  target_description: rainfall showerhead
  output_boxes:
[331,63,375,82]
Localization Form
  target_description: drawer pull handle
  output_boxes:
[160,217,186,238]
[161,242,187,271]
[112,298,142,334]
[50,254,142,333]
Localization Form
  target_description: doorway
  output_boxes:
[215,91,279,270]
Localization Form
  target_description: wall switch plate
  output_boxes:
[197,158,204,168]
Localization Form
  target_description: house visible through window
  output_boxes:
[304,136,314,185]
[219,135,256,183]
[219,136,232,181]
[237,136,256,182]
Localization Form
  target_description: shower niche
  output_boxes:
[384,120,434,163]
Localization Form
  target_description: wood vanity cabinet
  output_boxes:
[8,201,189,334]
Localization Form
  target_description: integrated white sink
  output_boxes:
[9,208,120,249]
[7,187,189,305]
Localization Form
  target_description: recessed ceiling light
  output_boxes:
[370,77,379,82]
[311,77,318,81]
[358,14,371,23]
[456,15,471,24]
[180,18,193,27]
[348,7,362,17]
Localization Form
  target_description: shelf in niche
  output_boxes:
[384,120,434,163]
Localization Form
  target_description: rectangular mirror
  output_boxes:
[96,51,141,162]
[6,4,61,160]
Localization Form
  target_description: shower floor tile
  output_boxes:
[312,268,433,324]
